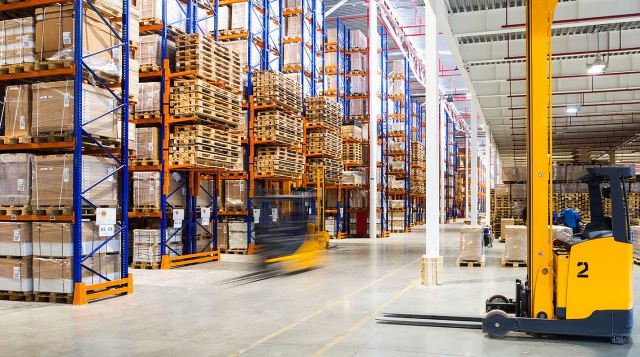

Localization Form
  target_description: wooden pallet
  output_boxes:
[33,292,73,304]
[0,135,31,144]
[221,248,249,255]
[131,261,161,269]
[132,205,161,212]
[633,257,640,266]
[32,206,73,216]
[0,205,31,215]
[135,111,161,119]
[0,290,34,302]
[140,64,161,72]
[456,255,485,267]
[501,258,527,267]
[130,158,160,166]
[0,62,35,75]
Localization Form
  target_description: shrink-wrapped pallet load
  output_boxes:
[217,222,229,250]
[503,225,527,262]
[136,82,161,114]
[32,222,121,256]
[139,0,186,30]
[500,218,515,239]
[224,180,247,211]
[228,222,247,250]
[0,17,36,66]
[132,172,160,209]
[350,99,367,117]
[136,34,175,69]
[2,85,31,138]
[132,228,182,264]
[457,225,484,262]
[0,222,32,256]
[0,153,32,206]
[350,30,367,49]
[31,155,118,208]
[134,126,159,161]
[33,254,120,293]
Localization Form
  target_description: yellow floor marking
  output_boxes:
[230,258,419,356]
[312,279,419,356]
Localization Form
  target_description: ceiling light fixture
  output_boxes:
[438,50,452,55]
[587,54,607,75]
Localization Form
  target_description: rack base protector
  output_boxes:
[376,313,483,329]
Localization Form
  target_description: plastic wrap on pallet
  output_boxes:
[1,85,31,138]
[494,184,510,197]
[0,222,32,256]
[325,51,337,68]
[503,225,526,262]
[349,98,367,117]
[33,254,120,293]
[224,180,246,211]
[0,153,32,206]
[349,30,367,49]
[285,15,302,38]
[231,3,248,30]
[552,225,574,243]
[284,0,302,7]
[0,257,33,292]
[217,222,229,250]
[350,53,367,72]
[140,0,186,30]
[132,172,160,209]
[350,76,367,94]
[326,28,337,43]
[32,222,121,256]
[0,17,36,66]
[32,81,119,138]
[342,170,365,186]
[458,225,484,261]
[134,127,159,161]
[391,60,403,75]
[195,179,215,208]
[133,228,181,245]
[136,82,161,113]
[349,190,367,209]
[510,184,526,199]
[167,173,185,208]
[341,124,362,141]
[228,221,247,249]
[326,74,338,92]
[35,5,119,76]
[284,42,302,66]
[31,154,118,208]
[136,34,176,68]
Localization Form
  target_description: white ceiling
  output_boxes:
[446,0,640,165]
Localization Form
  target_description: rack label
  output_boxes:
[201,207,211,225]
[173,209,184,221]
[96,208,117,225]
[253,209,260,223]
[99,224,115,237]
[271,208,278,223]
[174,220,183,229]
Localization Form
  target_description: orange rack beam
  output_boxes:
[0,66,74,82]
[161,250,220,269]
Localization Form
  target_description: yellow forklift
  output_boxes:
[378,0,636,344]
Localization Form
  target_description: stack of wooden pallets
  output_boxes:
[170,79,242,128]
[254,147,303,178]
[343,142,363,165]
[307,131,341,158]
[253,71,303,113]
[305,97,342,130]
[306,158,342,184]
[175,33,243,93]
[169,125,241,169]
[304,96,343,184]
[254,111,303,147]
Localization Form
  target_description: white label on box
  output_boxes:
[309,208,312,215]
[112,47,121,60]
[63,93,70,107]
[148,142,154,152]
[19,115,25,129]
[173,209,184,221]
[271,208,278,223]
[107,167,114,182]
[62,32,71,45]
[201,207,211,223]
[96,208,117,225]
[13,267,20,279]
[339,208,344,216]
[253,208,260,223]
[13,228,20,242]
[99,224,115,237]
[174,220,182,228]
[17,178,25,192]
[63,167,70,182]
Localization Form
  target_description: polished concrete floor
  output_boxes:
[1,223,639,356]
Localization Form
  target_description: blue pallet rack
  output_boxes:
[379,26,390,237]
[0,0,134,303]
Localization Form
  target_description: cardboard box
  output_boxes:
[35,5,115,63]
[133,243,182,263]
[32,222,121,256]
[136,34,175,67]
[350,30,367,49]
[285,15,301,38]
[230,3,248,30]
[350,53,367,72]
[132,172,160,208]
[500,218,515,239]
[0,153,32,206]
[0,257,33,292]
[283,42,301,66]
[136,82,161,113]
[31,81,118,138]
[134,126,159,160]
[0,222,32,256]
[2,84,31,138]
[350,98,367,116]
[0,17,36,65]
[133,228,181,245]
[217,222,228,250]
[140,0,186,31]
[31,154,118,208]
[503,225,526,261]
[458,225,483,261]
[224,180,246,211]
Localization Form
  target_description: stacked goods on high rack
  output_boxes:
[305,97,343,184]
[254,111,303,146]
[253,71,304,179]
[174,34,242,93]
[169,125,241,169]
[410,141,426,194]
[132,126,159,165]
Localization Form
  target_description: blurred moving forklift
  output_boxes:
[253,168,329,273]
[378,0,636,344]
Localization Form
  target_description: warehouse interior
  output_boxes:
[1,0,640,355]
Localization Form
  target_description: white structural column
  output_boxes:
[421,0,443,285]
[368,0,379,239]
[470,106,478,225]
[465,136,469,218]
[439,103,446,223]
[485,131,491,226]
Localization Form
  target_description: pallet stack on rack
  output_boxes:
[0,0,133,304]
[305,96,343,185]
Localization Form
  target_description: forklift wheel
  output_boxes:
[487,295,509,304]
[484,310,510,338]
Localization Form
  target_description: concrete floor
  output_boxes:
[1,223,639,356]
